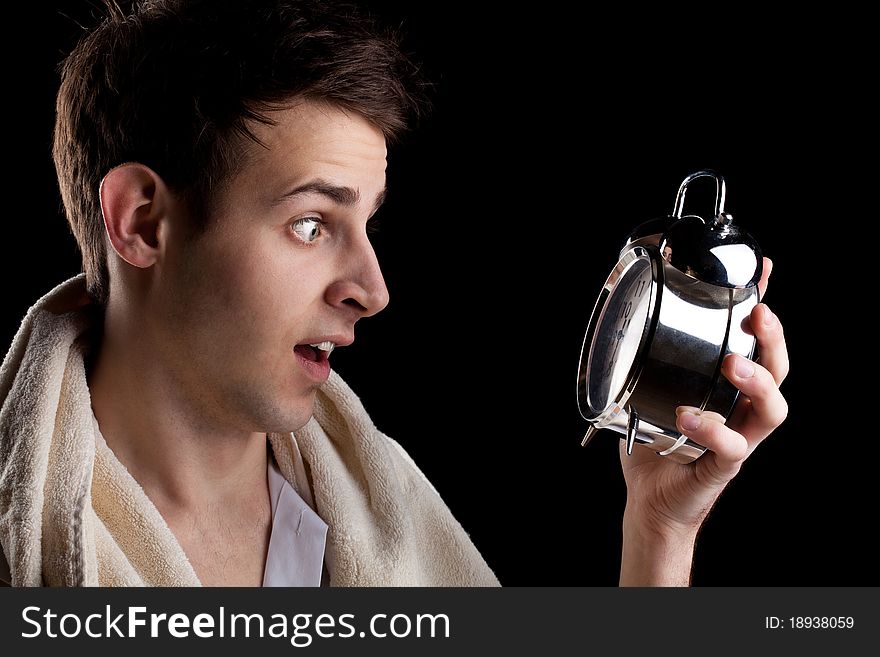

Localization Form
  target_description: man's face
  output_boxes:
[153,101,390,433]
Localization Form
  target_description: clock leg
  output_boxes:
[626,407,639,456]
[581,425,599,447]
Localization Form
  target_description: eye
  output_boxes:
[290,216,324,243]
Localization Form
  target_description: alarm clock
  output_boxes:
[576,170,762,463]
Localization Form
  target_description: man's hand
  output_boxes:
[619,257,788,585]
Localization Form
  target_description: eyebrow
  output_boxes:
[276,179,387,215]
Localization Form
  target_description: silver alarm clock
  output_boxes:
[576,170,761,463]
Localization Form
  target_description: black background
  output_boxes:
[2,3,873,585]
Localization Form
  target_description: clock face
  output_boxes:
[586,255,654,415]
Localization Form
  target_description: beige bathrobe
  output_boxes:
[0,276,500,587]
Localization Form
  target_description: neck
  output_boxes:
[86,301,268,512]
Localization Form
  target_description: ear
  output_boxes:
[99,163,172,268]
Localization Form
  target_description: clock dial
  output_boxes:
[586,256,653,415]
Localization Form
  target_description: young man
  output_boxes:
[0,0,789,586]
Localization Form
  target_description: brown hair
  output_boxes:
[53,0,428,303]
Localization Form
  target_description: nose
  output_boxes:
[324,234,390,318]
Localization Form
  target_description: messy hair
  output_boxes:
[53,0,428,303]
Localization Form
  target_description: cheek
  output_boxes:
[193,231,331,336]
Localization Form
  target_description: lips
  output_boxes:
[293,335,352,383]
[294,345,331,382]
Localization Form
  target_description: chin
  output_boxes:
[271,395,317,434]
[233,383,315,435]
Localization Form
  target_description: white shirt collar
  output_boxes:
[263,451,329,586]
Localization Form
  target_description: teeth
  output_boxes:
[308,341,336,353]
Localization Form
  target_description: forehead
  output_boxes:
[244,101,388,184]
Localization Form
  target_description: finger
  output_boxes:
[757,256,773,300]
[676,406,725,425]
[749,303,789,386]
[721,353,789,440]
[675,408,748,470]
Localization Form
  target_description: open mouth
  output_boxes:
[294,344,322,363]
[293,341,336,363]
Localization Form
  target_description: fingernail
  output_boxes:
[735,356,755,379]
[679,411,701,432]
[763,306,775,326]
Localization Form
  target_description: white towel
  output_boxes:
[0,275,500,587]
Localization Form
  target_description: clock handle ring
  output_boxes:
[672,170,727,223]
